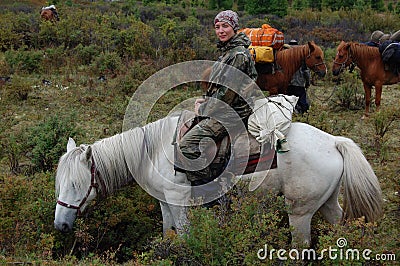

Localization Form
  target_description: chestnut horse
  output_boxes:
[40,9,59,22]
[332,41,400,118]
[256,41,327,95]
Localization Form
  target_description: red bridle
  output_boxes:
[56,160,106,216]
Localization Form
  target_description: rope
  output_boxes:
[308,84,338,103]
[251,95,294,121]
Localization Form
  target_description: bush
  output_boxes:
[331,71,364,110]
[73,44,102,66]
[137,185,291,265]
[51,184,162,263]
[0,172,56,260]
[91,52,123,77]
[4,48,43,74]
[27,113,80,172]
[114,17,154,60]
[1,75,33,101]
[371,106,399,161]
[0,11,38,51]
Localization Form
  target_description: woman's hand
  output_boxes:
[194,98,206,115]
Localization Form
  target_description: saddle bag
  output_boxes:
[379,40,400,64]
[248,95,298,150]
[239,24,284,49]
[249,46,274,63]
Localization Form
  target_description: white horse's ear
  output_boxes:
[67,138,76,152]
[80,145,92,163]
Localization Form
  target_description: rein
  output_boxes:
[56,159,107,216]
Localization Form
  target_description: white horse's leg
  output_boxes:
[288,213,313,247]
[160,202,175,235]
[163,171,191,235]
[318,186,343,224]
[168,204,189,235]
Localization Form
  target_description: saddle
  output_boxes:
[173,110,277,177]
[379,40,400,75]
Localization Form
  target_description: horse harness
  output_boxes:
[306,50,326,72]
[333,46,354,73]
[56,159,107,216]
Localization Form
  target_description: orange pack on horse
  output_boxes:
[332,41,400,118]
[256,41,327,95]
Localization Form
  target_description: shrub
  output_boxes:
[1,75,33,101]
[52,184,162,263]
[41,46,68,75]
[315,217,398,265]
[91,52,123,77]
[0,13,24,51]
[0,134,24,174]
[37,20,60,48]
[137,185,291,265]
[27,113,80,172]
[73,44,102,66]
[0,172,56,260]
[113,17,154,60]
[4,48,43,74]
[371,106,399,161]
[331,71,364,110]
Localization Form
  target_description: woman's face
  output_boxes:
[215,21,235,42]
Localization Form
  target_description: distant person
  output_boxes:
[364,30,384,47]
[390,29,400,42]
[287,40,311,114]
[379,33,391,43]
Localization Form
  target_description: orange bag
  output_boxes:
[240,24,284,49]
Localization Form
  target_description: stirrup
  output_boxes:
[277,139,290,153]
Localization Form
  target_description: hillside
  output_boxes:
[0,1,399,265]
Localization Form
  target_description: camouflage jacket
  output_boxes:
[289,62,311,88]
[199,32,258,124]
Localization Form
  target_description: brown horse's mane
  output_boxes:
[346,42,381,61]
[276,44,310,75]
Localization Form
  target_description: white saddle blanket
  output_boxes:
[42,5,56,10]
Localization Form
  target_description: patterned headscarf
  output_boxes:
[214,10,239,31]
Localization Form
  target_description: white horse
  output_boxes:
[54,114,383,245]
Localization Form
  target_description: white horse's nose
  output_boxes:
[54,221,72,233]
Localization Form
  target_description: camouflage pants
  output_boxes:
[176,118,227,182]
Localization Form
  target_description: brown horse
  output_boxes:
[256,41,327,95]
[202,41,327,95]
[40,9,59,22]
[332,41,400,118]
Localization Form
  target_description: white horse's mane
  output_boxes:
[56,115,177,197]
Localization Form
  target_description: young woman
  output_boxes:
[177,10,258,193]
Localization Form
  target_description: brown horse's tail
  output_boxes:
[200,67,211,92]
[335,136,383,223]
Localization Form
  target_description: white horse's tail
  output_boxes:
[335,136,383,222]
